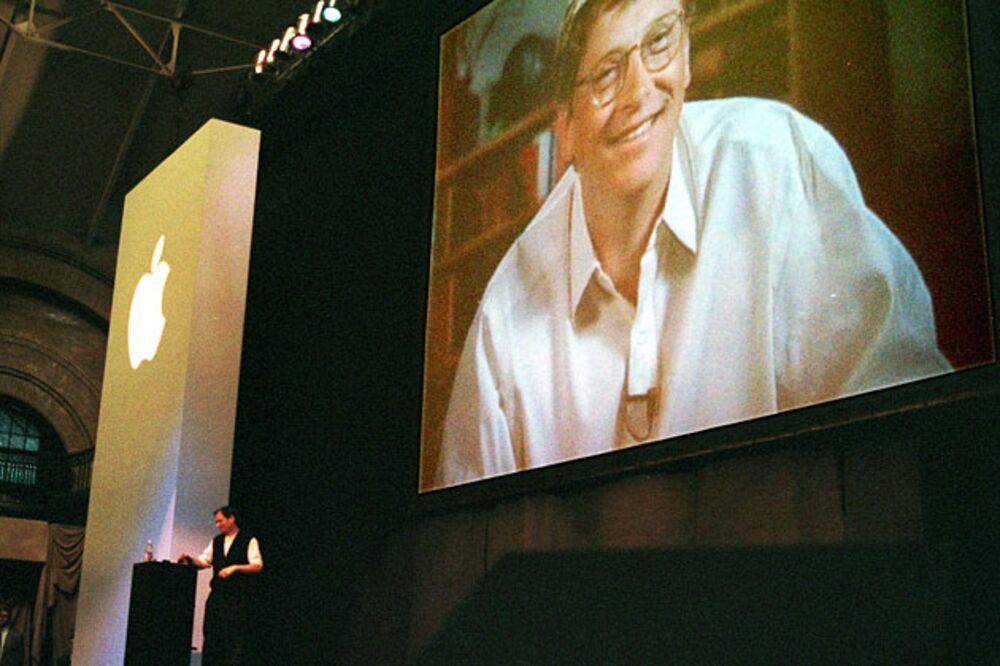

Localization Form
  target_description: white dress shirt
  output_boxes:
[430,97,951,491]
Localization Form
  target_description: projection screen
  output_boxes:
[420,0,993,493]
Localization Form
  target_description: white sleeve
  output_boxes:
[199,541,213,566]
[433,307,516,490]
[247,538,263,567]
[773,121,952,410]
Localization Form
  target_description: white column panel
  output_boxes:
[74,119,260,665]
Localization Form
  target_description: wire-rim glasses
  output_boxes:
[574,10,687,108]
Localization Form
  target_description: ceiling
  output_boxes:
[0,0,340,248]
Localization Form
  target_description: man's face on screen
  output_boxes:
[566,0,690,202]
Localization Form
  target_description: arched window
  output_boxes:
[0,397,86,523]
[0,400,43,486]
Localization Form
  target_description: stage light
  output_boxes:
[251,49,269,80]
[251,39,281,80]
[248,38,281,81]
[305,1,344,38]
[321,1,343,25]
[274,26,296,60]
[306,1,329,37]
[244,0,362,89]
[267,38,280,62]
[291,13,313,52]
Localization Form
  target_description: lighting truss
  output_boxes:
[0,0,263,77]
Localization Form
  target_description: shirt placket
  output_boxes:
[624,226,666,442]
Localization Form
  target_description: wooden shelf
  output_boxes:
[437,101,557,188]
[432,207,531,277]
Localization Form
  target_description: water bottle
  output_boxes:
[144,540,154,562]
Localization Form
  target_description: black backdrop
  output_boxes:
[228,5,439,659]
[225,1,1000,662]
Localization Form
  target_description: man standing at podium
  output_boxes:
[178,506,263,666]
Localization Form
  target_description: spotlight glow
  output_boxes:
[322,6,342,23]
[291,13,313,51]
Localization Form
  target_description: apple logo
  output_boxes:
[128,235,171,370]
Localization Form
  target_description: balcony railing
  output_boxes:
[0,448,94,524]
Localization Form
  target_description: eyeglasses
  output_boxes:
[574,11,686,108]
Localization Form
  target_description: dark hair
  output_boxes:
[214,505,238,522]
[552,0,692,102]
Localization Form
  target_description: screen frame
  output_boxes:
[414,0,1000,511]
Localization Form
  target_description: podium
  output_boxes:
[124,562,197,665]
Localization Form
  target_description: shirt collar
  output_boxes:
[569,179,600,313]
[569,131,698,316]
[663,124,698,255]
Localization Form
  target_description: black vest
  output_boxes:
[210,530,254,593]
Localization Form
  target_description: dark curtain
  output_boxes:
[30,524,83,666]
[0,560,39,666]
